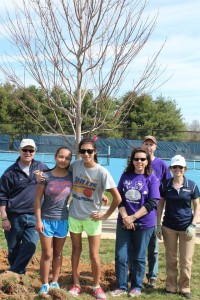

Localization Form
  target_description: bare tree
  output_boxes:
[0,0,165,151]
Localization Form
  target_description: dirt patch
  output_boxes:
[0,250,116,299]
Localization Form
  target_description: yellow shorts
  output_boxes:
[68,215,102,236]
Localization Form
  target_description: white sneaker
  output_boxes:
[68,284,81,297]
[93,286,106,299]
[49,282,60,289]
[129,289,141,297]
[39,283,49,294]
[110,289,127,297]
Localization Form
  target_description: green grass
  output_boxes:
[0,229,200,299]
[104,191,113,205]
[0,228,7,250]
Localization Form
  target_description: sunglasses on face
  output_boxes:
[133,158,147,162]
[21,149,35,153]
[79,149,95,154]
[171,165,184,169]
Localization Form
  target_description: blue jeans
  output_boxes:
[115,223,154,291]
[5,213,39,274]
[146,226,158,280]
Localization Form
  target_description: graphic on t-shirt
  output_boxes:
[83,189,93,198]
[125,189,141,203]
[124,180,132,189]
[46,180,72,203]
[124,180,143,203]
[134,181,143,191]
[73,175,98,195]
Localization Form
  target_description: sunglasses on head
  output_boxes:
[79,149,95,154]
[21,149,35,153]
[171,165,184,169]
[133,158,147,162]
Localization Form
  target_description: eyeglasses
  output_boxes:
[79,149,95,154]
[21,149,35,153]
[171,165,184,169]
[133,158,147,162]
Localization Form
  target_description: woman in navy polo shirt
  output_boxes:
[157,155,200,299]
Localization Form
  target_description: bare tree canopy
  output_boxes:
[0,0,165,148]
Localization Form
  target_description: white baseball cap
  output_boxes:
[170,155,186,167]
[20,139,36,149]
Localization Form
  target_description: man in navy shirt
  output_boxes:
[0,139,48,274]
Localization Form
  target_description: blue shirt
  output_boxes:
[160,177,199,231]
[41,171,73,220]
[0,157,48,214]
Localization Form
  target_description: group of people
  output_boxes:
[110,136,199,299]
[0,136,199,299]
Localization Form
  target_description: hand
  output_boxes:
[1,219,11,231]
[185,224,196,239]
[127,223,135,230]
[90,211,106,220]
[36,221,44,233]
[122,215,134,227]
[35,172,46,182]
[156,225,162,240]
[33,170,43,176]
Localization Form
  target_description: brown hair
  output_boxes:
[125,147,152,176]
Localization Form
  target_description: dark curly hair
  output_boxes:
[125,147,152,176]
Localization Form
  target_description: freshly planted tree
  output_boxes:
[0,0,164,153]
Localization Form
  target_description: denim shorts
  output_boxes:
[42,219,68,238]
[68,216,102,236]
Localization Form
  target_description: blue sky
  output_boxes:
[136,0,200,124]
[0,0,199,124]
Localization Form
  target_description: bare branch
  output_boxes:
[0,0,166,150]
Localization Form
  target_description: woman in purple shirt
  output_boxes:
[110,148,160,298]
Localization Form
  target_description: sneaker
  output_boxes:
[93,286,106,299]
[165,290,176,295]
[68,284,81,297]
[129,289,141,297]
[39,283,49,294]
[110,289,127,297]
[49,282,60,289]
[147,278,156,288]
[180,293,192,299]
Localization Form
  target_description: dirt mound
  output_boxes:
[0,251,116,299]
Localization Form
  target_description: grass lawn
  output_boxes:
[0,229,200,299]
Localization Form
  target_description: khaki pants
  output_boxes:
[162,225,195,293]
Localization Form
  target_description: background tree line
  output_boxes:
[1,82,199,141]
[1,1,199,148]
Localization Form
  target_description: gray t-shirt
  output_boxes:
[69,160,116,220]
[41,171,73,220]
